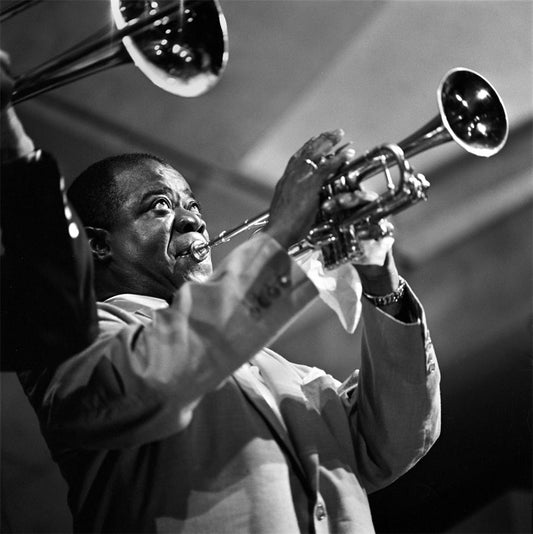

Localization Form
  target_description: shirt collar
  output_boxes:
[103,293,169,311]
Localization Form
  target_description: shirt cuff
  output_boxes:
[295,249,362,333]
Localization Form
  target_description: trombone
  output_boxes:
[186,68,508,268]
[1,0,229,102]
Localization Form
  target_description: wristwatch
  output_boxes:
[363,276,406,307]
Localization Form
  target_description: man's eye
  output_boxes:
[153,198,172,210]
[188,202,201,214]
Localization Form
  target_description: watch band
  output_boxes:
[363,276,406,307]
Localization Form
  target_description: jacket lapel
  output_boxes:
[232,363,310,483]
[247,351,325,494]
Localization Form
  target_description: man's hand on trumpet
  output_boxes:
[264,129,357,250]
[322,188,405,316]
[322,189,395,267]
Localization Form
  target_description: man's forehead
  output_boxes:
[116,160,193,197]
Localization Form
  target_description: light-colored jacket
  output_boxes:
[20,234,440,533]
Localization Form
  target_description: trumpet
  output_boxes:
[2,0,228,102]
[186,67,508,269]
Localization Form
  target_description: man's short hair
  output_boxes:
[68,153,169,229]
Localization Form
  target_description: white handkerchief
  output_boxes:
[297,249,362,333]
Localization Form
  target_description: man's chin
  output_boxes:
[186,268,212,284]
[174,257,213,286]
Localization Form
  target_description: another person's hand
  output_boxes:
[265,129,356,249]
[1,50,35,161]
[1,50,15,110]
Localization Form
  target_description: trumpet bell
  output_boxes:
[111,0,228,97]
[439,67,508,157]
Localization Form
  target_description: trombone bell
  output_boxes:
[111,0,228,98]
[10,0,228,103]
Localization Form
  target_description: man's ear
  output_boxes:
[85,227,111,262]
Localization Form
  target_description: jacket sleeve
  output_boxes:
[30,234,318,450]
[340,286,441,493]
[1,151,98,370]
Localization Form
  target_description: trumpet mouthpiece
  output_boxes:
[189,241,210,263]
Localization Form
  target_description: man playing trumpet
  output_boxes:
[4,52,440,534]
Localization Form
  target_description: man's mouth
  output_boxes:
[172,234,209,258]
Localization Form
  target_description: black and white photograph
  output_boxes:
[1,1,531,532]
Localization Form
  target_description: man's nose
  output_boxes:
[173,208,206,234]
